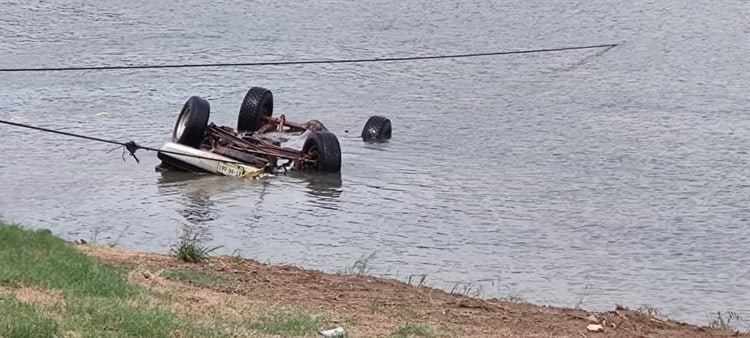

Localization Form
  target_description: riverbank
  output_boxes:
[0,223,746,337]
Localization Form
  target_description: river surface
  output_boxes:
[1,0,748,328]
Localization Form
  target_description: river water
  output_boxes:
[1,0,748,328]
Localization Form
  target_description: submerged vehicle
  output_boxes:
[157,87,346,178]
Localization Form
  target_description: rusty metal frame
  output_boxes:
[200,116,319,172]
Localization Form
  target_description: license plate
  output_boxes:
[217,162,246,177]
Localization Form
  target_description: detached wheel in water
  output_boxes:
[173,96,210,148]
[361,115,391,141]
[237,87,273,133]
[302,131,341,173]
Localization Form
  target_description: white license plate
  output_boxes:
[217,162,246,177]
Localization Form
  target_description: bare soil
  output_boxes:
[76,244,746,338]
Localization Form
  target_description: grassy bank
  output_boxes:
[1,221,746,337]
[0,222,332,338]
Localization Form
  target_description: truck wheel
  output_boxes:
[361,115,391,141]
[173,96,210,148]
[302,131,341,173]
[237,87,273,133]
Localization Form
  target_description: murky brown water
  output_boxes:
[1,0,748,328]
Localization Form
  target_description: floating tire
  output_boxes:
[302,131,341,173]
[361,115,391,141]
[237,87,273,133]
[172,96,210,148]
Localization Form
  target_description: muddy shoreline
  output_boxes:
[74,243,746,337]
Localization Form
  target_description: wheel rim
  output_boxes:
[307,145,320,169]
[175,112,188,140]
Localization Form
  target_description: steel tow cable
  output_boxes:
[0,119,251,166]
[0,44,618,72]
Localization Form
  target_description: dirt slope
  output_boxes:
[76,245,745,338]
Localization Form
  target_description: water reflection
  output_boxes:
[179,188,216,225]
[305,173,343,198]
[156,172,222,226]
[157,171,279,224]
[290,172,343,210]
[156,171,209,185]
[362,140,391,151]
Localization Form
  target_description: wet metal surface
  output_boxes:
[1,0,748,327]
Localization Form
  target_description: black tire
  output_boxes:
[237,87,273,133]
[361,115,392,141]
[172,96,210,148]
[302,131,341,173]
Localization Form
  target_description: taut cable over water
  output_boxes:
[0,119,251,166]
[0,43,618,72]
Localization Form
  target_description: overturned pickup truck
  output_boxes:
[157,87,391,178]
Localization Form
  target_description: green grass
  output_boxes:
[0,292,215,338]
[437,323,463,336]
[0,295,61,337]
[170,227,222,263]
[248,310,329,336]
[0,222,207,336]
[343,252,376,275]
[449,282,477,297]
[368,298,381,314]
[162,268,228,287]
[230,248,245,264]
[406,274,428,287]
[708,311,743,332]
[64,297,210,338]
[0,222,133,298]
[0,221,334,337]
[388,323,436,338]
